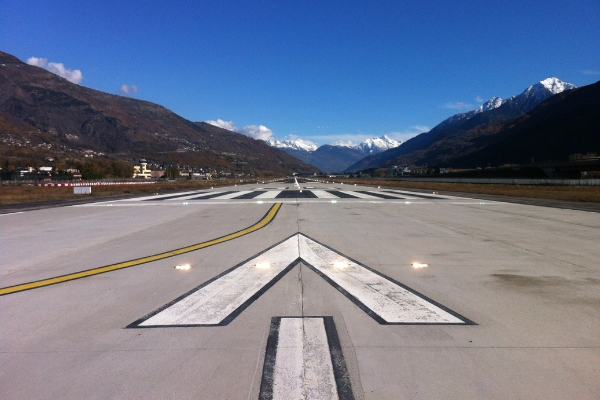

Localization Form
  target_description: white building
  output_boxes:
[133,162,152,179]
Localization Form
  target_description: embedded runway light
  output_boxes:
[255,262,271,269]
[175,264,191,270]
[257,200,264,204]
[411,262,429,269]
[377,186,380,188]
[331,200,337,203]
[332,261,348,269]
[405,201,411,204]
[480,202,485,204]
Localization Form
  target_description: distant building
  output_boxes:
[133,162,152,179]
[190,172,212,180]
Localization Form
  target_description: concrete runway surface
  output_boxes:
[1,180,599,399]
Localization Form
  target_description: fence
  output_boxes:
[37,181,156,187]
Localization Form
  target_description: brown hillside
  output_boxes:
[0,51,318,175]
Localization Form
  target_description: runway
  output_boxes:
[1,180,599,399]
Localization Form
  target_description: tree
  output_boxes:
[165,166,180,178]
[80,162,103,180]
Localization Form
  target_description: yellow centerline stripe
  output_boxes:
[0,202,282,296]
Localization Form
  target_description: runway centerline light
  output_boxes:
[411,262,429,269]
[331,200,337,203]
[175,264,191,270]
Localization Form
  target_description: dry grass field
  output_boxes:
[339,179,600,203]
[0,180,252,205]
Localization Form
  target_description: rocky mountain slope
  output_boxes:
[347,79,599,171]
[0,51,318,176]
[345,78,579,172]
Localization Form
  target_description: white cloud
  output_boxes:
[27,56,83,84]
[239,125,274,140]
[27,57,48,68]
[475,96,484,102]
[441,101,473,111]
[580,69,600,75]
[204,119,274,140]
[119,84,139,95]
[205,119,238,131]
[388,125,430,143]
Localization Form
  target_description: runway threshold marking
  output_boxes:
[0,203,282,296]
[130,233,473,327]
[259,317,354,400]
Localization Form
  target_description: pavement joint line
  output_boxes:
[0,202,282,296]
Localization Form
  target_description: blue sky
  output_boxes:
[1,0,599,146]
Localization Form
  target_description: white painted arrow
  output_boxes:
[131,234,471,327]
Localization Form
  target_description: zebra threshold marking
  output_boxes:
[128,233,473,327]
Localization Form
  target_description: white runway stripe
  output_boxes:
[273,318,338,400]
[210,190,253,199]
[386,189,454,199]
[310,190,340,199]
[337,191,381,199]
[254,190,283,199]
[298,235,464,324]
[366,190,406,199]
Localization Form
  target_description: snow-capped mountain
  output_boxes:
[267,135,401,155]
[438,78,575,130]
[330,135,402,154]
[506,77,576,113]
[356,135,402,153]
[265,135,402,173]
[476,96,505,113]
[344,77,579,173]
[265,138,318,152]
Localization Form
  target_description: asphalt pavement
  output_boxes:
[2,180,599,399]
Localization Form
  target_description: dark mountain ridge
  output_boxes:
[345,78,579,172]
[348,80,600,171]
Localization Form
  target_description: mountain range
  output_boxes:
[0,51,318,176]
[266,135,401,173]
[1,48,596,177]
[345,77,598,172]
